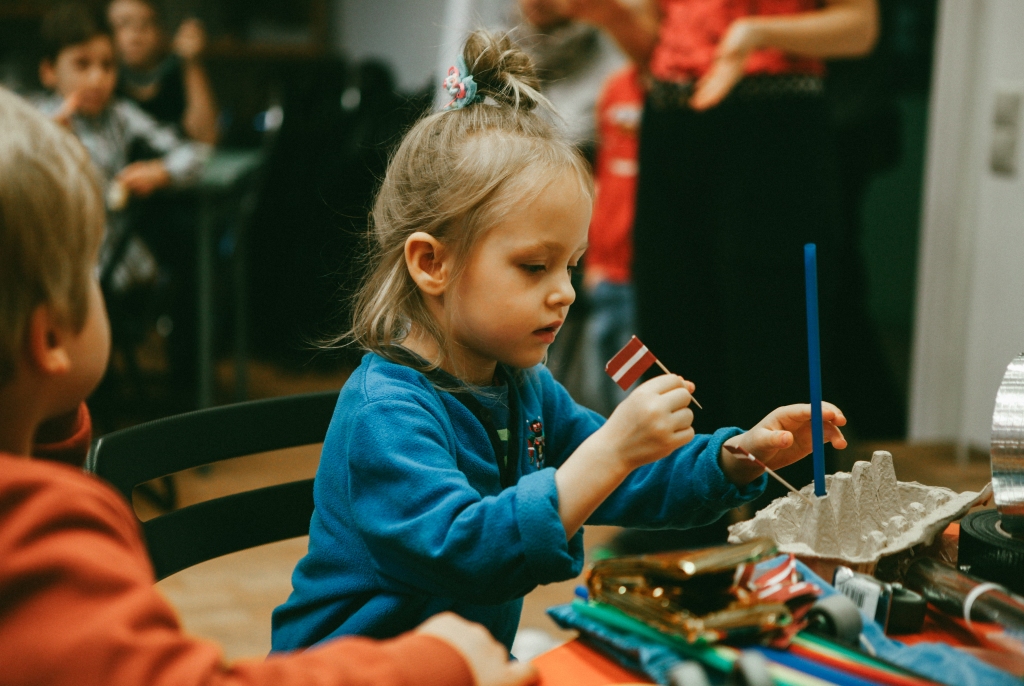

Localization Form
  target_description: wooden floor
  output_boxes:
[146,360,994,662]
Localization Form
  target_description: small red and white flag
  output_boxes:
[605,336,657,391]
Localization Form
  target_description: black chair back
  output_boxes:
[86,391,338,580]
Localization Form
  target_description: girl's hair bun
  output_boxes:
[463,30,543,111]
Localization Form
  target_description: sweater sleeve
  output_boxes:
[535,367,767,529]
[587,426,767,528]
[119,100,210,185]
[336,398,583,604]
[0,465,474,686]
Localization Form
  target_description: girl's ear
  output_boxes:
[405,232,449,296]
[26,304,72,376]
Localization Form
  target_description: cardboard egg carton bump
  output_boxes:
[728,451,991,567]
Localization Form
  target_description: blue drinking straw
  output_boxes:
[804,244,826,497]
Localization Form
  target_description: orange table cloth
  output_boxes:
[535,639,648,686]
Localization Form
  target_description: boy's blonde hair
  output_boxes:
[342,30,594,372]
[0,87,105,386]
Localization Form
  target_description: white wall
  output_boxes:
[334,0,509,94]
[910,0,1024,451]
[334,0,446,92]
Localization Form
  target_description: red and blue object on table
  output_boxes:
[605,335,656,390]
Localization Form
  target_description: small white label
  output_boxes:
[836,576,881,619]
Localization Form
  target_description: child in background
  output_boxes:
[107,0,219,145]
[35,2,208,283]
[583,64,645,416]
[271,30,847,654]
[0,86,533,686]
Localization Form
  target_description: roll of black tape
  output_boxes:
[887,586,927,634]
[958,510,1024,594]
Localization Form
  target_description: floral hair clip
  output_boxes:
[442,56,478,110]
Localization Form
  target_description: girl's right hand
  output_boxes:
[599,374,696,471]
[417,613,538,686]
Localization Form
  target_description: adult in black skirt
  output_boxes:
[567,0,879,550]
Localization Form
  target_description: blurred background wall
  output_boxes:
[911,0,1024,452]
[8,0,1012,448]
[334,0,445,93]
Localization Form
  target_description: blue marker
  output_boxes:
[804,244,826,497]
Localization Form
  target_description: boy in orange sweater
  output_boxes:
[0,86,534,686]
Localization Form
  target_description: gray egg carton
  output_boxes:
[728,451,990,565]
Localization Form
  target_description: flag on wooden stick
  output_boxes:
[604,336,658,391]
[605,336,703,409]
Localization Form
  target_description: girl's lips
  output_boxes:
[533,322,562,344]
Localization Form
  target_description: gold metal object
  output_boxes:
[585,539,789,644]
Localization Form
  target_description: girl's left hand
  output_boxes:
[720,402,847,486]
[690,18,760,110]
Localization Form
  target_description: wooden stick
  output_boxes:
[758,462,816,507]
[654,358,703,409]
[724,445,815,507]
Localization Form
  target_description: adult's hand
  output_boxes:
[561,0,621,27]
[691,0,878,110]
[689,18,758,110]
[561,0,660,67]
[520,0,569,28]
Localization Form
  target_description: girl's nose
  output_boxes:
[549,271,576,308]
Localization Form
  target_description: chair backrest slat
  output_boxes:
[87,391,338,501]
[144,479,315,580]
[86,391,338,580]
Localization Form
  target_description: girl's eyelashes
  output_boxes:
[521,262,580,275]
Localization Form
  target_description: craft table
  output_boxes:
[533,522,1023,685]
[535,639,647,685]
[534,609,1022,685]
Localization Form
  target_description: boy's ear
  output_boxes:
[405,232,449,296]
[39,60,57,89]
[25,304,72,377]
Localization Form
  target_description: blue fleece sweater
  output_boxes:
[271,353,766,652]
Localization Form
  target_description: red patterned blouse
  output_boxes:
[650,0,825,82]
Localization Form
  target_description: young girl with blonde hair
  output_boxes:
[271,30,847,654]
